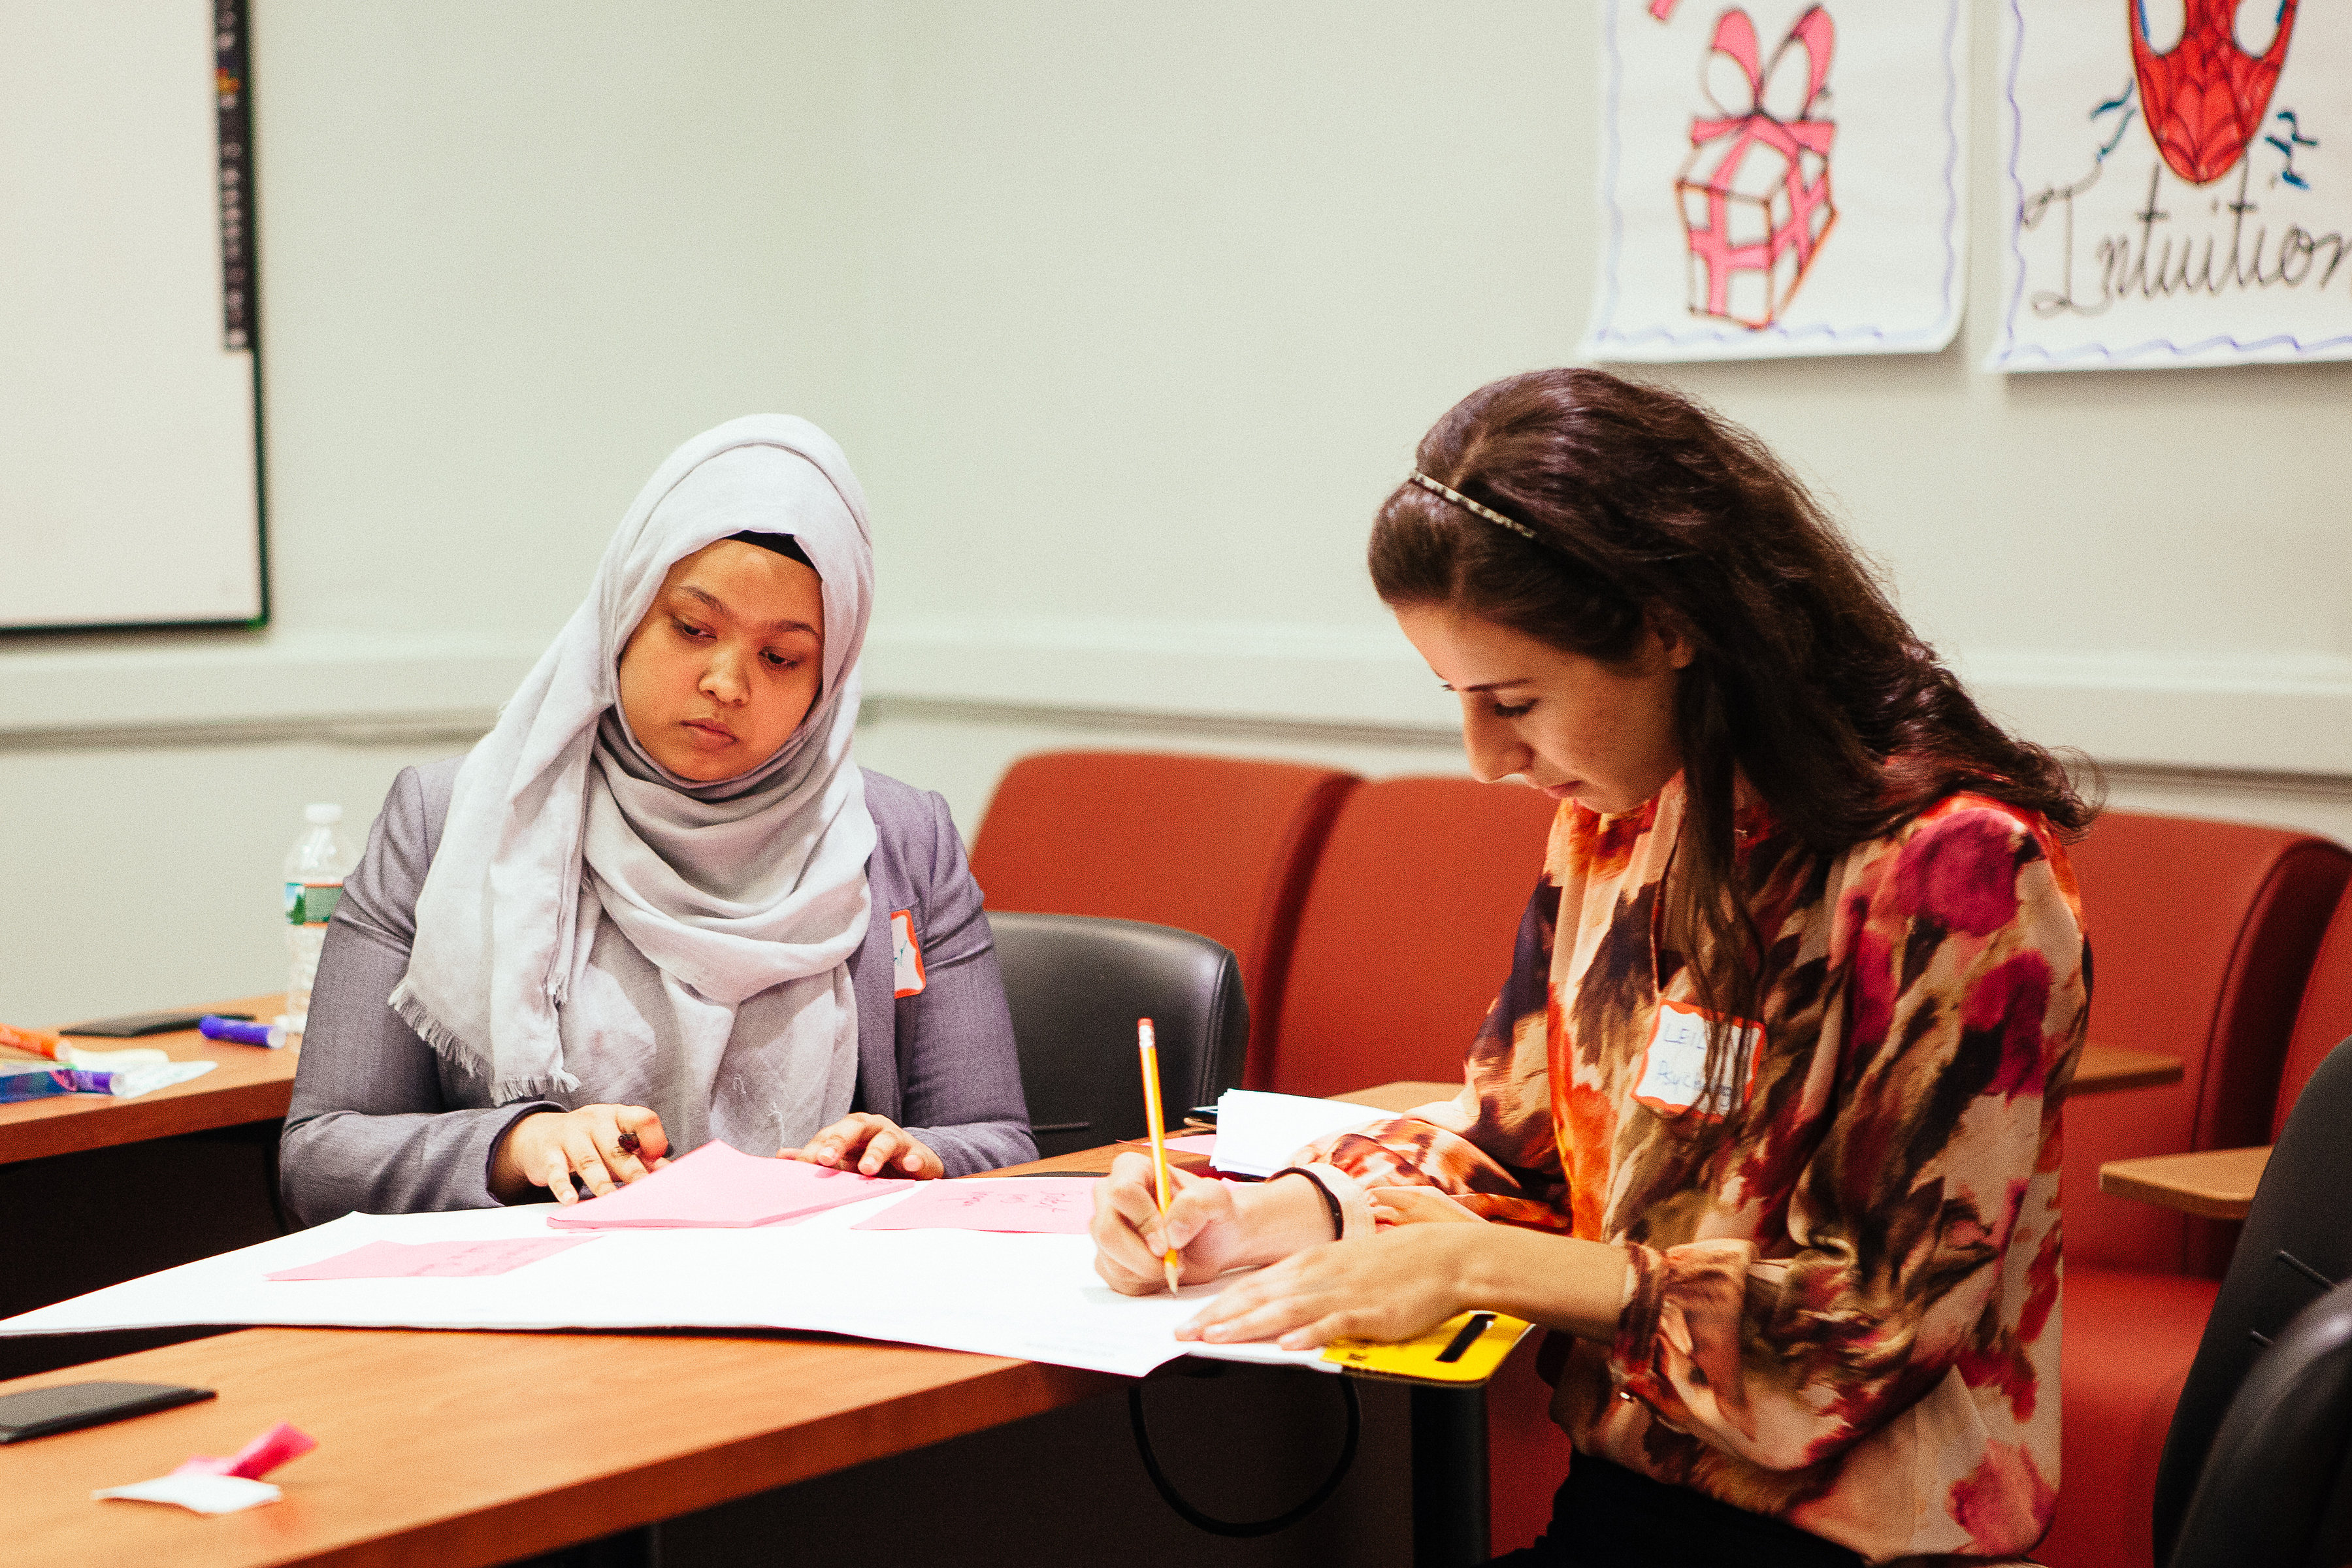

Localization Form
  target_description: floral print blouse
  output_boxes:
[1303,774,2087,1565]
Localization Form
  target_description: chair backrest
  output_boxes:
[2161,1275,2352,1568]
[2062,812,2351,1275]
[2154,1034,2352,1565]
[967,751,1357,1085]
[1264,777,1559,1098]
[988,912,1249,1161]
[2275,888,2352,1141]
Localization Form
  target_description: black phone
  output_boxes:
[0,1381,216,1443]
[56,1011,251,1039]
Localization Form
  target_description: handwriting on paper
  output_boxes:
[852,1177,1099,1234]
[265,1237,593,1281]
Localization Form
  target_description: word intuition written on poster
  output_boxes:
[1990,0,2352,370]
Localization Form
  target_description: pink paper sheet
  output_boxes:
[546,1140,915,1230]
[265,1237,593,1281]
[1166,1134,1218,1155]
[851,1177,1098,1234]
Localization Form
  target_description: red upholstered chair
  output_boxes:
[965,751,1357,1087]
[2272,887,2352,1139]
[2042,814,2351,1568]
[1262,776,1560,1098]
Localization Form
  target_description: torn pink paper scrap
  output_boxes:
[265,1236,595,1281]
[95,1420,318,1516]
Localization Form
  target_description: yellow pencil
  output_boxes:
[1135,1017,1183,1296]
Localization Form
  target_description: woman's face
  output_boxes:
[1392,600,1691,815]
[616,540,826,783]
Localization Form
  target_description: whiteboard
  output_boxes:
[0,0,264,631]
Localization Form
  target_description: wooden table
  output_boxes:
[0,996,297,1166]
[2068,1043,2184,1098]
[0,1324,1112,1568]
[2100,1145,2271,1220]
[6,1059,2176,1568]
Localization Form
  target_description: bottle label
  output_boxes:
[286,881,344,926]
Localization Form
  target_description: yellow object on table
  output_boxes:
[1322,1309,1535,1384]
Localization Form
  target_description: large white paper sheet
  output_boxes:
[1987,0,2352,370]
[0,1195,1324,1382]
[1580,0,1968,362]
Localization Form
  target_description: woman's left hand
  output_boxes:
[781,1113,945,1179]
[1177,1224,1487,1352]
[1368,1185,1485,1227]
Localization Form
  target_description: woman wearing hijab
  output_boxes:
[280,416,1032,1225]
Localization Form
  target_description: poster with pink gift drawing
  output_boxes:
[1579,0,1968,362]
[1988,0,2352,370]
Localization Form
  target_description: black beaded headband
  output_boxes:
[1407,471,1545,546]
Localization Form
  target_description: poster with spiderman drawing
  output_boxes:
[1990,1,2352,370]
[1580,0,1968,362]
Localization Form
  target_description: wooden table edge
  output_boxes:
[2063,1045,2185,1101]
[2098,1145,2272,1220]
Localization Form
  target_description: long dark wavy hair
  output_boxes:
[1370,369,2095,1088]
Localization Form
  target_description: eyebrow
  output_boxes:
[1441,677,1535,694]
[678,583,818,637]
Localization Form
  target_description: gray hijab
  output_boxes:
[391,416,877,1145]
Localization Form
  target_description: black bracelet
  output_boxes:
[1272,1166,1345,1240]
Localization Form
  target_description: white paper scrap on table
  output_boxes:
[0,1196,1326,1381]
[95,1474,282,1514]
[1207,1091,1388,1179]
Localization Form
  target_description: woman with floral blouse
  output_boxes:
[1091,370,2091,1568]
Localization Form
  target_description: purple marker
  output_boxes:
[200,1015,287,1048]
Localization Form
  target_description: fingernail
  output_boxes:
[903,1153,921,1170]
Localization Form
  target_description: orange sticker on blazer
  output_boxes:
[890,909,926,998]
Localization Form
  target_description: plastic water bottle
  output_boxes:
[283,803,359,1037]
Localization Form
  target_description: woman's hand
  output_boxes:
[781,1113,944,1179]
[491,1104,669,1204]
[1179,1224,1488,1350]
[1090,1156,1339,1296]
[1369,1185,1484,1227]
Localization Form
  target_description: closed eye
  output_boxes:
[674,619,711,640]
[1491,700,1535,719]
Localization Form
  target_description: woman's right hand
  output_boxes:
[491,1104,670,1204]
[1090,1153,1339,1295]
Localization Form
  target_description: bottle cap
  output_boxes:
[305,803,344,825]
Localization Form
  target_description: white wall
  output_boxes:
[5,1,2349,1025]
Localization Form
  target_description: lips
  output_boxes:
[683,718,736,745]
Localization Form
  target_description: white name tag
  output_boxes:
[890,909,926,998]
[1631,1000,1760,1120]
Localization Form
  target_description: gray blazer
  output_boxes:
[279,757,1034,1225]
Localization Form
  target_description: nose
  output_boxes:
[1460,701,1530,785]
[699,645,749,705]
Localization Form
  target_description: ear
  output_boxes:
[1644,606,1699,670]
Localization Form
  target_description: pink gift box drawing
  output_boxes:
[1675,6,1837,329]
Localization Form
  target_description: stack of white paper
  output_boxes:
[1207,1090,1388,1178]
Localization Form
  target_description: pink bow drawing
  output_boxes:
[1674,6,1838,328]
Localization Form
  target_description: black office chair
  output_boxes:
[989,912,1249,1160]
[2148,1032,2352,1568]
